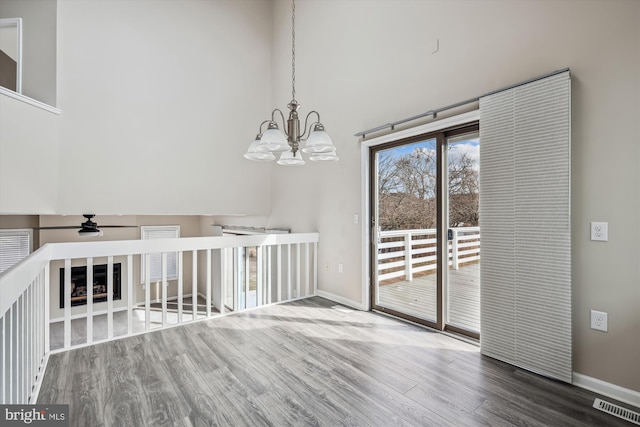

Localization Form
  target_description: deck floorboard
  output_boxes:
[378,263,480,331]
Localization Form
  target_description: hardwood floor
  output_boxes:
[38,297,633,426]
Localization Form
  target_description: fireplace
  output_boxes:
[59,263,122,308]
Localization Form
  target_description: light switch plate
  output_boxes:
[590,222,608,241]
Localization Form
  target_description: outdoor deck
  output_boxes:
[378,263,480,332]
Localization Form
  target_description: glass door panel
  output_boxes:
[373,138,438,323]
[445,131,480,334]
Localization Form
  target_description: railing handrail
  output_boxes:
[0,233,319,318]
[380,226,479,237]
[0,245,52,317]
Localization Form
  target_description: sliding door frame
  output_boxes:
[368,120,478,337]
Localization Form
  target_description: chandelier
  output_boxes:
[244,0,337,166]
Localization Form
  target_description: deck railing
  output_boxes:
[377,227,479,282]
[0,233,318,404]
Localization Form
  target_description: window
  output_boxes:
[0,229,32,273]
[140,225,180,282]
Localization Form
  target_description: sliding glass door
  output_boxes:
[371,124,480,337]
[372,137,439,324]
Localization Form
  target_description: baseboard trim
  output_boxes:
[316,290,365,311]
[573,372,640,408]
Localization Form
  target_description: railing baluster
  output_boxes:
[64,259,71,349]
[86,257,93,344]
[127,255,133,336]
[219,249,226,315]
[44,263,49,353]
[305,243,310,297]
[161,252,167,328]
[286,245,292,300]
[20,292,25,402]
[276,245,282,303]
[404,231,413,281]
[313,242,318,295]
[192,250,197,321]
[177,252,183,324]
[145,254,151,331]
[107,256,114,339]
[244,247,249,310]
[206,249,212,318]
[295,244,301,299]
[1,312,5,403]
[452,229,459,270]
[27,284,32,402]
[257,245,263,307]
[266,246,272,305]
[9,305,13,403]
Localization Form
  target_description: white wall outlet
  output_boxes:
[591,310,608,332]
[338,263,343,273]
[353,214,359,224]
[590,222,608,241]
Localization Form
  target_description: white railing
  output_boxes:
[0,233,318,404]
[377,227,480,282]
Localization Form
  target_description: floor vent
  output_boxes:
[593,398,640,425]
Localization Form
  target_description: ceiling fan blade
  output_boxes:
[34,226,81,230]
[99,225,138,228]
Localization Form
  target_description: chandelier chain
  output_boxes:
[291,0,296,101]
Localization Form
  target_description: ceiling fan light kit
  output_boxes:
[244,0,338,166]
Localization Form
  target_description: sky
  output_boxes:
[381,137,479,170]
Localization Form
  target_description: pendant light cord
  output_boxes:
[291,0,296,102]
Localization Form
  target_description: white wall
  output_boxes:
[55,0,274,216]
[0,94,59,214]
[267,0,640,392]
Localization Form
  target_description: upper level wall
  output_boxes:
[0,92,60,214]
[54,0,273,216]
[0,0,57,106]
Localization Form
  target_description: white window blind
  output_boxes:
[479,71,571,382]
[141,226,180,282]
[0,229,32,274]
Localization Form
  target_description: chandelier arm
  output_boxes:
[300,110,321,139]
[258,120,271,135]
[271,109,288,135]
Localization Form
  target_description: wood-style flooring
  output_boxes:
[38,297,634,426]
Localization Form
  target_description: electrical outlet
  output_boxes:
[324,263,330,272]
[591,222,608,241]
[338,263,343,273]
[591,310,608,332]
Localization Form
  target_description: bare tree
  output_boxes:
[377,146,478,231]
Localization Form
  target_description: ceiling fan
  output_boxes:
[36,214,138,236]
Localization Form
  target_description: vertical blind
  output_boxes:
[479,71,572,382]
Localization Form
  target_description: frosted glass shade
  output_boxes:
[257,128,289,153]
[302,129,334,154]
[244,141,276,161]
[309,150,339,162]
[277,150,305,166]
